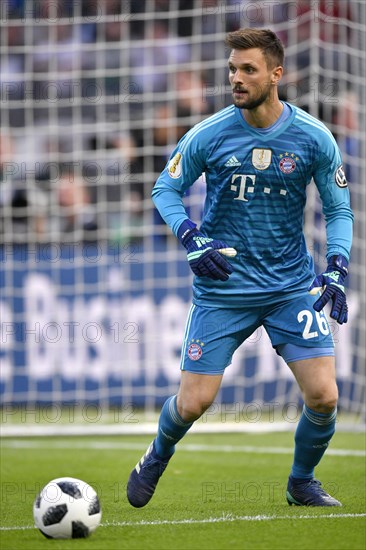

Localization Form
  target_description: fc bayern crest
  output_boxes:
[279,156,296,174]
[188,343,202,361]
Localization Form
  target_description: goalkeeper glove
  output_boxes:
[177,219,234,281]
[308,254,349,324]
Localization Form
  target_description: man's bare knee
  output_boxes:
[177,399,214,423]
[305,385,338,413]
[176,372,223,423]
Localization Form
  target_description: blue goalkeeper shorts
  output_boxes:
[180,293,335,375]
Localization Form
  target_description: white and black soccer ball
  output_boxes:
[33,477,102,539]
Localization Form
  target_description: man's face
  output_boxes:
[228,48,280,109]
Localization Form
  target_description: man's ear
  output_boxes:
[271,65,283,85]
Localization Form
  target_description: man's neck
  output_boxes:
[242,99,284,128]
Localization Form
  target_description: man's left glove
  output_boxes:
[308,254,349,324]
[177,219,234,281]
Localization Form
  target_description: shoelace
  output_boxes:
[307,480,328,495]
[142,455,168,479]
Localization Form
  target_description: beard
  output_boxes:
[232,82,273,110]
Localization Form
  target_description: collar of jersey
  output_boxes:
[234,102,296,139]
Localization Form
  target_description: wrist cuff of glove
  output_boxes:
[328,254,349,275]
[177,219,197,243]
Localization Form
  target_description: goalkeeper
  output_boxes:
[127,28,353,508]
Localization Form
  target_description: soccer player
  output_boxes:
[127,28,353,507]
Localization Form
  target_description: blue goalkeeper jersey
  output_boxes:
[152,103,353,307]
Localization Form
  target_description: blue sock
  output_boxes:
[291,405,337,479]
[154,395,193,459]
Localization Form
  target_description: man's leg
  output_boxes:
[155,371,223,457]
[286,355,341,506]
[127,302,259,508]
[127,372,222,508]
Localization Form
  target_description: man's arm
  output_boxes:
[152,142,234,280]
[151,184,189,237]
[310,148,354,324]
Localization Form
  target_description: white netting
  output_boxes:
[0,1,365,424]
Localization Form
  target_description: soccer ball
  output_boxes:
[33,477,102,539]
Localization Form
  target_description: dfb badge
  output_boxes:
[167,152,182,179]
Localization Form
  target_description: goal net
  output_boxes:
[1,1,365,429]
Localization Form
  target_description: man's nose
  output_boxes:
[232,70,243,84]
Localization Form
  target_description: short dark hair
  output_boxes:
[225,28,284,69]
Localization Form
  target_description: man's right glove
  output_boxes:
[177,219,234,281]
[308,254,349,324]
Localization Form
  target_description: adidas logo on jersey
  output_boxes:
[225,155,241,167]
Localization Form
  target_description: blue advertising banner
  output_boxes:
[0,244,359,409]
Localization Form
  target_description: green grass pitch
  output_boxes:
[1,431,365,549]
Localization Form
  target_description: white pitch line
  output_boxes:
[1,440,365,457]
[1,513,366,532]
[102,512,366,526]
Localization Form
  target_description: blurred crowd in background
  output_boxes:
[0,0,362,244]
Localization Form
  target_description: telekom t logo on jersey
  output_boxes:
[230,174,256,201]
[231,174,287,201]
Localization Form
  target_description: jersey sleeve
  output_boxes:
[312,136,354,261]
[151,129,207,236]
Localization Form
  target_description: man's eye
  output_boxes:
[229,66,236,73]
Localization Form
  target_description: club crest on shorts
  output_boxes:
[187,340,203,361]
[167,152,182,179]
[252,148,272,170]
